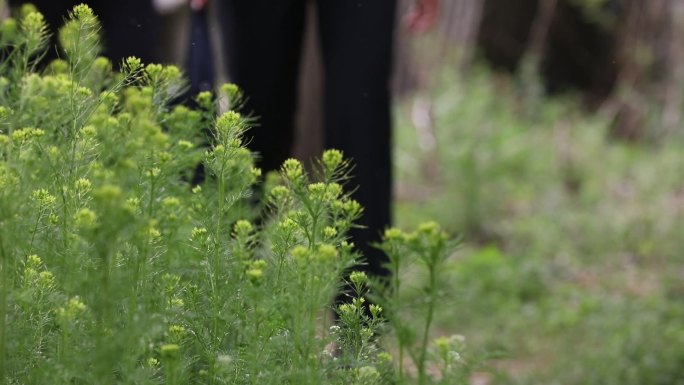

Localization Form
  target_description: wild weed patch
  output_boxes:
[0,5,471,384]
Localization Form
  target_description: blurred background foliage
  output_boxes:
[391,0,684,383]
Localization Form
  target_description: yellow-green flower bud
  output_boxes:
[343,199,362,217]
[233,219,253,237]
[72,4,95,20]
[322,149,343,172]
[58,296,87,321]
[384,227,405,241]
[323,226,337,239]
[177,140,194,150]
[145,63,163,79]
[315,243,338,262]
[74,208,98,229]
[31,188,56,207]
[356,366,380,381]
[349,271,367,286]
[216,110,241,136]
[307,182,326,197]
[147,226,161,242]
[93,184,122,201]
[21,10,46,36]
[168,325,187,342]
[282,158,303,182]
[124,197,140,213]
[38,271,55,289]
[147,167,161,178]
[160,344,180,360]
[291,245,309,263]
[92,56,111,73]
[124,56,142,72]
[377,351,392,363]
[250,167,262,179]
[79,126,96,139]
[170,298,184,309]
[269,185,290,203]
[26,254,42,268]
[278,218,297,233]
[162,196,180,208]
[74,178,92,192]
[162,65,181,81]
[1,18,18,44]
[0,106,9,120]
[190,227,208,240]
[196,91,213,109]
[220,83,239,99]
[250,260,267,270]
[324,182,343,201]
[246,268,263,283]
[12,127,45,143]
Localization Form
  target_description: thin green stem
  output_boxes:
[418,263,438,385]
[0,230,8,382]
[391,253,405,383]
[207,164,226,385]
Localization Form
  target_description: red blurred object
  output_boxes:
[405,0,440,33]
[190,0,208,11]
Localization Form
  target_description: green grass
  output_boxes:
[394,67,684,384]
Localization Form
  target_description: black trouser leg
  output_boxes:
[318,0,397,280]
[9,0,161,65]
[90,0,161,65]
[217,0,306,173]
[217,0,396,287]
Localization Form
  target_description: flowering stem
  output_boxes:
[0,231,7,381]
[140,169,157,291]
[391,255,405,383]
[417,262,438,385]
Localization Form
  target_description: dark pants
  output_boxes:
[217,0,396,280]
[9,0,161,64]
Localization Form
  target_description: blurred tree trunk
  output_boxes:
[394,0,484,96]
[526,0,558,64]
[293,1,323,165]
[394,0,485,190]
[519,0,558,111]
[437,0,485,74]
[610,0,684,140]
[661,0,684,135]
[478,0,538,73]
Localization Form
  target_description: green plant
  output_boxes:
[0,5,469,384]
[376,224,477,385]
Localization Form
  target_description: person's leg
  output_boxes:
[216,0,306,173]
[91,0,162,65]
[317,0,397,280]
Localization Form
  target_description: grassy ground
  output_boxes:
[392,68,684,384]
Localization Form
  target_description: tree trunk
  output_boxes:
[610,0,684,140]
[293,2,324,164]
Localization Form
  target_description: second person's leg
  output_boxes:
[317,0,398,279]
[216,0,306,173]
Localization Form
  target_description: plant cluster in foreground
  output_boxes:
[0,4,473,384]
